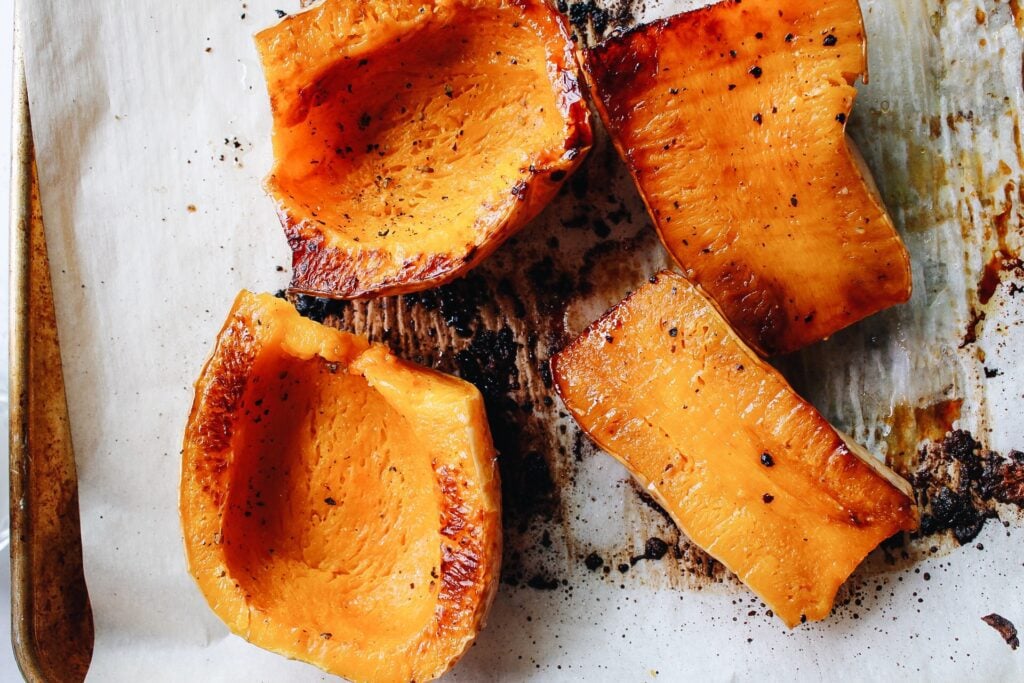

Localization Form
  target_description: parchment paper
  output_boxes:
[21,0,1023,680]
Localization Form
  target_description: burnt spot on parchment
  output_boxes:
[887,430,1024,546]
[403,274,489,338]
[289,293,350,322]
[982,613,1020,650]
[961,180,1022,347]
[556,0,648,44]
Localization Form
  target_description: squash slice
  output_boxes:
[552,271,917,626]
[257,0,591,299]
[584,0,912,355]
[181,292,501,682]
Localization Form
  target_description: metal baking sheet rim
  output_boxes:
[10,22,46,681]
[9,11,95,682]
[10,20,43,681]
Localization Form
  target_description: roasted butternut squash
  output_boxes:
[181,292,501,682]
[584,0,912,355]
[552,271,917,626]
[257,0,591,299]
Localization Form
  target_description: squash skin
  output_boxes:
[257,0,592,299]
[181,292,501,682]
[584,0,912,355]
[552,271,917,627]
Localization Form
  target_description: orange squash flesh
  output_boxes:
[584,0,912,355]
[257,0,591,299]
[552,271,917,626]
[181,292,501,682]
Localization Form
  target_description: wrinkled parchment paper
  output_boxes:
[22,0,1023,680]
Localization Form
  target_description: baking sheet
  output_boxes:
[20,0,1024,680]
[9,61,94,678]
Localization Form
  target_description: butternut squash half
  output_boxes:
[257,0,591,299]
[181,292,501,682]
[584,0,912,355]
[552,271,917,626]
